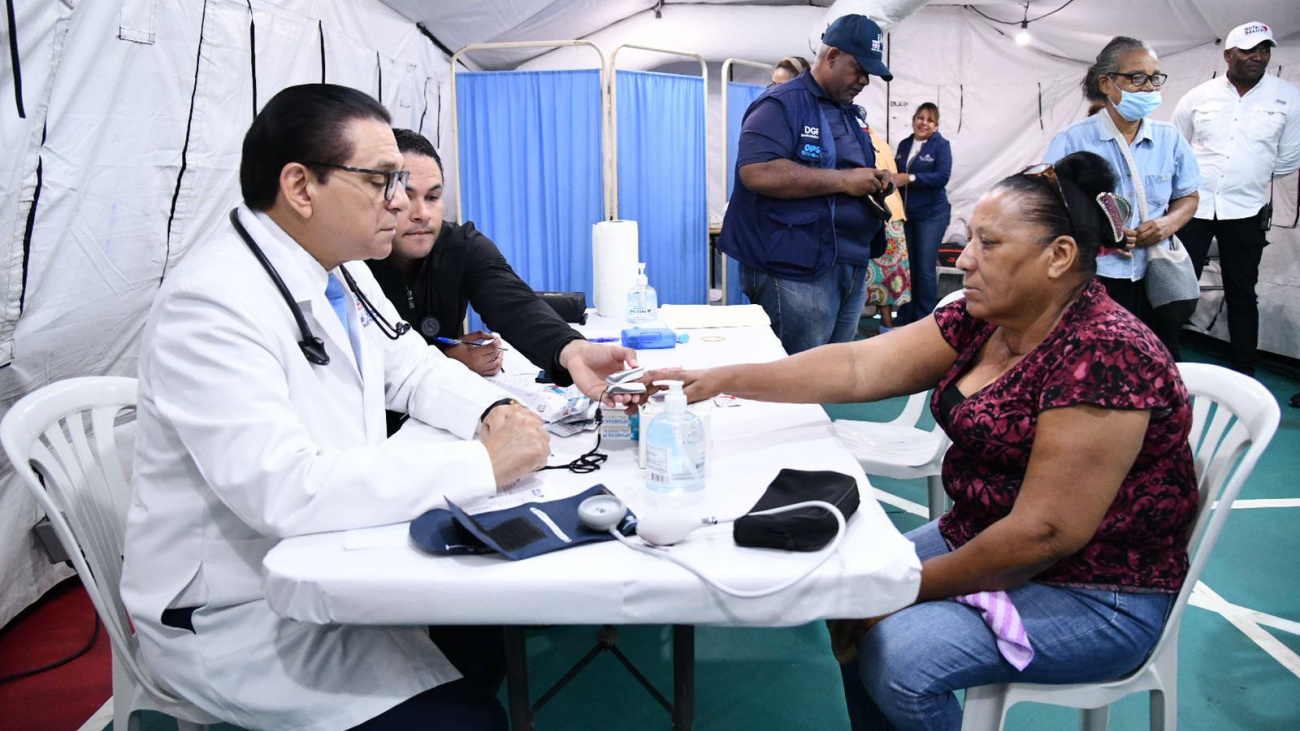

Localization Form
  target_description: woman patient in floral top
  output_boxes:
[660,151,1197,731]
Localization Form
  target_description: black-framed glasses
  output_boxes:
[1019,163,1076,234]
[1107,71,1167,88]
[303,162,410,201]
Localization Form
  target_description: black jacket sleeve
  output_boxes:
[459,224,585,386]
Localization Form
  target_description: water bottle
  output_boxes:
[626,263,658,324]
[644,381,706,503]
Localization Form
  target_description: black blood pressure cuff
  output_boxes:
[732,469,860,552]
[410,485,635,560]
[535,291,588,325]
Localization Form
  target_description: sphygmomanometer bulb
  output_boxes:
[636,510,710,546]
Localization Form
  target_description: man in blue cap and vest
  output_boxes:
[719,14,895,354]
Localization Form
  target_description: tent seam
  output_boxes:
[5,0,23,117]
[164,0,210,282]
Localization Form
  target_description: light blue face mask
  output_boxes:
[1113,90,1162,121]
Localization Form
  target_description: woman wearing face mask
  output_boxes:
[893,103,953,326]
[1046,36,1201,358]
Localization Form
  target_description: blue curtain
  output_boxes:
[457,70,605,331]
[724,82,765,305]
[616,70,708,306]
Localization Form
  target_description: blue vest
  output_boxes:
[719,73,883,281]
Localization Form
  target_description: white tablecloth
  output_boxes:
[262,319,922,627]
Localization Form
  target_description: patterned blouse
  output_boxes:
[933,280,1198,592]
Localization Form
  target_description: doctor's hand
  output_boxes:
[480,403,550,487]
[446,331,503,376]
[559,339,643,409]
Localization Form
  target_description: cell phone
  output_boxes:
[605,366,646,385]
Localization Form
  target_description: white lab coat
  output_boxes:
[120,206,510,731]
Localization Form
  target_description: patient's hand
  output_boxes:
[646,368,718,404]
[447,331,503,376]
[480,402,549,487]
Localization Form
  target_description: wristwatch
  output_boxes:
[908,174,916,183]
[479,397,519,424]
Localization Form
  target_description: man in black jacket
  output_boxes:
[367,129,636,408]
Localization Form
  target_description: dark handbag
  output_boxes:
[535,291,588,324]
[733,469,860,552]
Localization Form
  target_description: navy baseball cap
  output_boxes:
[822,15,893,81]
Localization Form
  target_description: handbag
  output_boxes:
[1100,112,1200,309]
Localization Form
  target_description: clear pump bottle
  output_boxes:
[626,263,658,323]
[644,381,706,502]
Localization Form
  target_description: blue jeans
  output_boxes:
[896,206,951,326]
[740,262,869,354]
[839,521,1173,731]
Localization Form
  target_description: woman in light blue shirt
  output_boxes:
[1046,36,1201,359]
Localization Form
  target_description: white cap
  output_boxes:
[1225,21,1274,51]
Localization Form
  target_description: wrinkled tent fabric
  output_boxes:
[0,0,1296,627]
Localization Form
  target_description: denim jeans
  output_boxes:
[740,262,869,354]
[839,521,1174,731]
[896,206,951,326]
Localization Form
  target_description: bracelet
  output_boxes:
[479,397,518,424]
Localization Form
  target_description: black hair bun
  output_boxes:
[1054,151,1118,201]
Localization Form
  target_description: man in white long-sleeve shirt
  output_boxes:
[1172,21,1300,375]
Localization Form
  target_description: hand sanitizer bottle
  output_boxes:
[644,381,706,503]
[626,263,658,324]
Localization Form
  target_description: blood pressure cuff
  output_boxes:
[410,484,634,560]
[732,469,860,552]
[535,291,588,325]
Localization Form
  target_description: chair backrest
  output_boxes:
[0,376,181,702]
[1145,363,1280,661]
[895,289,968,436]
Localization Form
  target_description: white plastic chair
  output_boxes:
[834,291,966,520]
[1,377,219,731]
[960,362,1281,731]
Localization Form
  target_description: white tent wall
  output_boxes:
[0,0,446,628]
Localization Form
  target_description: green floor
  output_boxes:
[123,334,1300,731]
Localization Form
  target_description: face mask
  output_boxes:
[1113,89,1162,121]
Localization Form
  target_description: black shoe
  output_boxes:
[1290,392,1300,409]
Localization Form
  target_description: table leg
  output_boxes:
[672,625,695,731]
[504,626,532,731]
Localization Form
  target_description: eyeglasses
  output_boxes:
[1107,72,1168,88]
[1019,163,1076,234]
[303,162,410,201]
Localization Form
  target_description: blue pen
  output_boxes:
[587,336,621,343]
[434,336,493,347]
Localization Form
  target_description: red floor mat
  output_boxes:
[0,579,112,731]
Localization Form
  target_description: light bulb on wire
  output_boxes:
[1015,20,1032,46]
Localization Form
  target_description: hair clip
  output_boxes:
[1095,192,1131,248]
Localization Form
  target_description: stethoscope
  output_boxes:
[230,208,411,365]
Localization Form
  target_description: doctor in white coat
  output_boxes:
[120,84,552,731]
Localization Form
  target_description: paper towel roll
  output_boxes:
[592,220,640,318]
